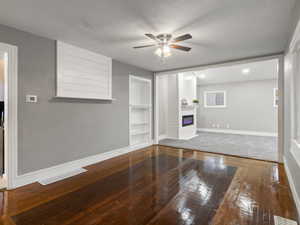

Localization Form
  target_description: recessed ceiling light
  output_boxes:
[198,74,206,79]
[242,68,250,74]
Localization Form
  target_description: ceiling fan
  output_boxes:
[133,33,192,59]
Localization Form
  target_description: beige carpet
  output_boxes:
[159,131,278,161]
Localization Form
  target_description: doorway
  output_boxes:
[0,42,18,189]
[155,56,283,162]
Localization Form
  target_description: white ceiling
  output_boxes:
[0,0,297,71]
[187,59,278,85]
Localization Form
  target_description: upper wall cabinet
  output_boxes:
[56,41,112,100]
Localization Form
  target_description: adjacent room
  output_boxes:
[159,59,279,162]
[0,1,299,225]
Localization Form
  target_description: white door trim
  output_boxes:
[154,73,159,144]
[0,42,18,189]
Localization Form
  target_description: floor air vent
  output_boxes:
[274,216,298,225]
[38,168,87,185]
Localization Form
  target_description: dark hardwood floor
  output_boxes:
[0,145,298,225]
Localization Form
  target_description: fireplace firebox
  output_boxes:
[182,115,194,127]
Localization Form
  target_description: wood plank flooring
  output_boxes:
[0,145,298,225]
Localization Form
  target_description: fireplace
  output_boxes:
[182,115,194,127]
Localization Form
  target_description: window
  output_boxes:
[273,88,278,108]
[204,91,226,108]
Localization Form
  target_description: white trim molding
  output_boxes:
[38,168,87,185]
[291,139,300,169]
[197,128,277,137]
[0,42,18,190]
[13,142,153,189]
[284,156,300,220]
[154,73,159,144]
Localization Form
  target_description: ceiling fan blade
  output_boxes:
[145,33,157,41]
[173,34,192,43]
[170,44,191,52]
[133,44,156,49]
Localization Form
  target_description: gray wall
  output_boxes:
[0,24,153,175]
[197,79,278,133]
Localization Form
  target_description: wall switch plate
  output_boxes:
[26,95,38,103]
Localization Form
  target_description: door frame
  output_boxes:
[154,54,284,162]
[0,42,18,189]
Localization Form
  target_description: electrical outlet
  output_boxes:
[26,95,38,103]
[226,124,230,129]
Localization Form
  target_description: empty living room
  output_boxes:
[0,0,299,225]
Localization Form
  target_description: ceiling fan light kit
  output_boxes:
[155,44,171,58]
[134,33,192,59]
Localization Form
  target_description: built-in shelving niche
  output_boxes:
[129,75,152,146]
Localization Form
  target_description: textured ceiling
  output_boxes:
[183,59,278,85]
[0,0,297,71]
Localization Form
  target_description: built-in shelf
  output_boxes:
[129,75,152,146]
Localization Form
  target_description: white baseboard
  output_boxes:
[38,168,87,185]
[284,156,300,221]
[197,128,277,137]
[291,140,300,168]
[12,141,153,189]
[159,134,167,140]
[179,134,198,140]
[159,134,198,141]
